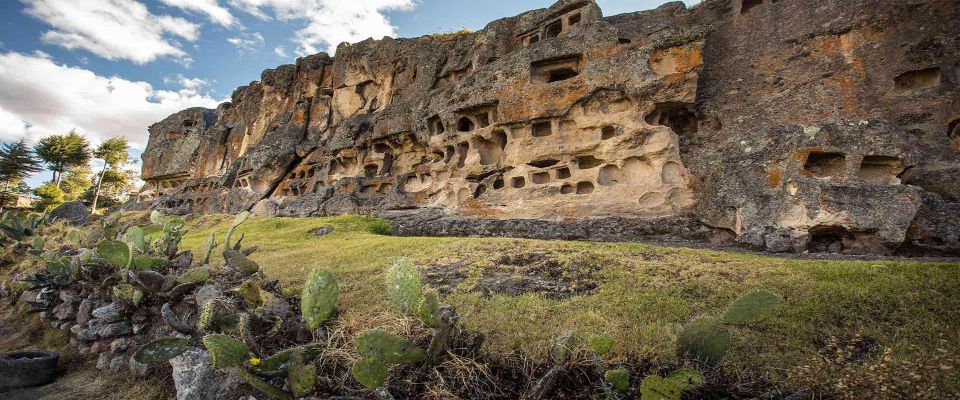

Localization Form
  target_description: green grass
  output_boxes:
[143,213,959,394]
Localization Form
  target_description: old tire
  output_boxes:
[0,350,59,391]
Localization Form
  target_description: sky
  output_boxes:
[0,0,697,188]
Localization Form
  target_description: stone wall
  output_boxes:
[138,0,960,255]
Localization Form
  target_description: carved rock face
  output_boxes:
[138,0,960,255]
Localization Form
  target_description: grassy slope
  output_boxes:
[152,213,958,393]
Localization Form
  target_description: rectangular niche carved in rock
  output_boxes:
[741,0,762,14]
[531,55,583,84]
[857,155,904,185]
[531,121,553,137]
[894,67,941,92]
[803,152,846,178]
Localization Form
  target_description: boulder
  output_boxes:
[91,302,125,323]
[97,322,133,339]
[48,201,89,225]
[170,349,239,400]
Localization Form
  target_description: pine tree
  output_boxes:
[34,130,92,188]
[91,137,130,213]
[0,139,43,211]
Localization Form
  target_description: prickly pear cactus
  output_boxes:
[604,367,630,393]
[113,284,144,305]
[78,248,94,263]
[96,240,132,269]
[301,268,339,330]
[288,349,317,397]
[123,226,145,253]
[239,280,263,305]
[134,256,168,272]
[355,329,426,365]
[587,333,615,356]
[677,317,730,365]
[133,337,193,364]
[223,211,250,250]
[417,289,440,328]
[236,366,293,400]
[550,329,576,364]
[150,210,165,225]
[351,357,388,389]
[250,343,325,376]
[31,236,44,251]
[666,368,705,390]
[201,232,215,265]
[202,334,250,369]
[223,249,260,275]
[721,289,783,325]
[176,267,210,284]
[639,375,681,400]
[386,258,422,314]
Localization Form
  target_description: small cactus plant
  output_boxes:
[587,333,615,356]
[638,369,705,400]
[96,240,132,269]
[677,316,730,365]
[223,211,250,250]
[352,356,389,389]
[112,283,144,305]
[301,268,339,330]
[385,258,422,314]
[604,367,630,393]
[176,267,210,284]
[417,289,440,328]
[201,232,216,265]
[721,289,783,325]
[124,226,146,253]
[287,349,317,398]
[132,337,193,364]
[355,329,426,365]
[202,334,251,369]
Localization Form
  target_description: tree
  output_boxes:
[0,139,43,211]
[34,182,65,211]
[90,137,129,213]
[61,165,93,202]
[34,130,91,188]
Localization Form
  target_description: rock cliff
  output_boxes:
[139,0,960,255]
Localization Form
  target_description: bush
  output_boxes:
[366,219,393,235]
[33,183,65,212]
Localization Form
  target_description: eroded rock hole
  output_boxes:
[475,113,490,128]
[576,155,604,169]
[544,20,562,38]
[528,159,559,168]
[601,125,620,140]
[949,119,960,152]
[457,117,476,132]
[492,130,507,150]
[555,167,571,179]
[661,161,684,185]
[477,137,503,166]
[445,146,455,164]
[182,120,197,128]
[531,172,551,184]
[598,165,622,186]
[532,55,582,84]
[618,38,632,45]
[803,152,846,178]
[894,67,941,91]
[532,121,553,137]
[473,184,487,198]
[741,0,762,13]
[373,142,391,153]
[493,176,504,190]
[576,181,595,194]
[858,155,904,185]
[646,102,698,135]
[429,116,445,135]
[456,142,469,168]
[364,164,379,178]
[808,225,853,253]
[511,176,526,189]
[560,184,575,194]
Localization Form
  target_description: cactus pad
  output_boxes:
[604,367,630,393]
[223,249,260,275]
[176,267,210,284]
[666,368,705,390]
[96,240,132,269]
[201,232,215,265]
[587,333,615,356]
[239,280,264,305]
[149,210,165,225]
[134,256,168,272]
[355,329,426,365]
[677,317,730,365]
[385,258,422,314]
[721,289,783,325]
[202,334,250,369]
[639,375,681,400]
[288,349,317,397]
[550,329,576,363]
[352,357,388,389]
[417,289,440,328]
[124,226,145,253]
[133,337,193,364]
[235,367,293,400]
[113,284,144,305]
[250,343,325,376]
[301,268,339,330]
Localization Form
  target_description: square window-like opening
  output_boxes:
[741,0,762,13]
[803,152,846,178]
[532,121,553,137]
[547,67,579,83]
[568,13,581,27]
[545,20,562,38]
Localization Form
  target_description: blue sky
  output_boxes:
[0,0,696,188]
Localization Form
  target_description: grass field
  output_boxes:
[117,212,960,397]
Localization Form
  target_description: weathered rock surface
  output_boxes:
[138,0,960,255]
[170,349,239,400]
[48,201,89,225]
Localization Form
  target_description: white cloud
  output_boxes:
[0,52,223,149]
[23,0,200,64]
[227,32,265,55]
[159,0,238,27]
[229,0,414,55]
[273,46,289,58]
